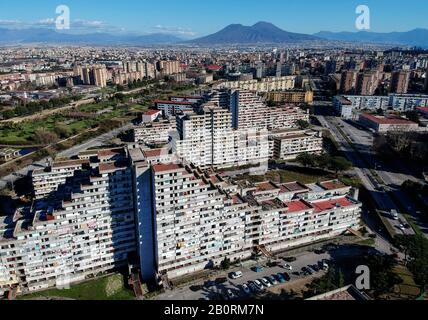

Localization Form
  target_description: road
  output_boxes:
[0,123,133,190]
[317,116,415,237]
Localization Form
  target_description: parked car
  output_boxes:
[226,289,236,300]
[391,209,399,220]
[261,278,272,288]
[215,277,228,284]
[253,266,264,273]
[241,284,251,295]
[267,276,278,286]
[311,265,320,272]
[282,272,291,281]
[398,224,405,231]
[252,280,265,291]
[314,249,326,255]
[275,273,286,283]
[248,282,259,293]
[282,263,293,271]
[230,271,243,279]
[283,257,297,262]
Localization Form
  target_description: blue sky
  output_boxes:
[0,0,427,37]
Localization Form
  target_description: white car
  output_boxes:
[230,271,243,279]
[398,224,405,231]
[261,278,272,288]
[253,280,264,291]
[283,264,293,271]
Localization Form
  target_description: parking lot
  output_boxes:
[155,245,353,301]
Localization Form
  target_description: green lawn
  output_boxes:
[20,274,135,301]
[240,168,333,185]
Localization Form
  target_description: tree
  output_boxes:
[220,257,231,270]
[34,129,59,145]
[328,156,352,174]
[394,234,428,289]
[405,110,420,124]
[296,120,310,130]
[365,254,402,297]
[296,153,318,168]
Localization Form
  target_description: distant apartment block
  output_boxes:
[154,100,195,118]
[215,76,296,92]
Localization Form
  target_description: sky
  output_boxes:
[0,0,427,38]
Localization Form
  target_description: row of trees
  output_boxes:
[2,95,81,120]
[296,152,353,175]
[374,131,428,164]
[394,234,428,290]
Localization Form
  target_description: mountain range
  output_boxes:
[0,27,183,45]
[0,22,428,47]
[315,29,428,48]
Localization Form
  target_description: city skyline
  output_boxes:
[0,0,428,37]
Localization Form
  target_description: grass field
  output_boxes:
[20,274,135,301]
[240,168,334,185]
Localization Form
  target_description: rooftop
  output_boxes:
[319,180,347,191]
[312,197,355,213]
[360,113,417,125]
[285,200,313,213]
[152,163,182,174]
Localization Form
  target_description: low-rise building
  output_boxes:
[269,129,323,160]
[133,120,176,146]
[358,113,420,133]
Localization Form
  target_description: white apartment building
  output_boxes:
[130,156,361,281]
[155,100,195,118]
[269,129,323,160]
[133,120,176,146]
[230,90,310,130]
[0,148,136,296]
[216,76,296,92]
[334,93,428,119]
[171,105,269,169]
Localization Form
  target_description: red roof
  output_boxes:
[360,113,416,125]
[206,64,222,71]
[152,163,182,173]
[285,200,313,213]
[144,109,161,116]
[312,197,354,213]
[143,149,165,158]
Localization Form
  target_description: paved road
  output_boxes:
[0,124,133,190]
[317,116,414,237]
[335,118,427,239]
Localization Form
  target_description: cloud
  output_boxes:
[0,19,22,26]
[153,25,197,36]
[0,18,126,34]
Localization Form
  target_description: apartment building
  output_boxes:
[154,100,195,118]
[171,105,269,169]
[74,64,108,88]
[269,129,323,160]
[390,70,410,94]
[129,156,361,281]
[230,90,310,130]
[265,89,314,104]
[157,60,182,76]
[216,76,296,92]
[133,120,176,146]
[334,93,428,119]
[0,148,136,296]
